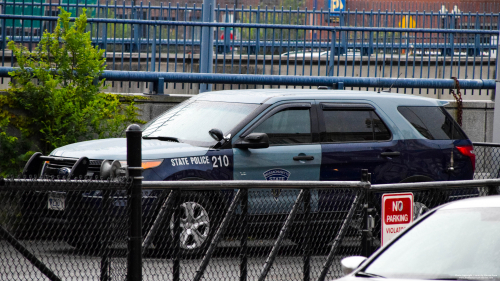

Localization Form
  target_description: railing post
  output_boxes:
[328,30,336,76]
[157,77,164,95]
[133,4,140,52]
[126,124,143,281]
[223,10,230,53]
[101,22,107,51]
[1,18,5,50]
[474,16,481,56]
[493,29,500,143]
[0,1,4,50]
[239,188,248,281]
[340,11,347,54]
[368,11,374,56]
[199,0,215,93]
[148,24,158,94]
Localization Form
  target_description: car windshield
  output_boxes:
[142,100,259,146]
[363,207,500,280]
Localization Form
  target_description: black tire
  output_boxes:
[152,191,223,257]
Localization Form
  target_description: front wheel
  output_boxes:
[170,201,212,251]
[152,192,223,257]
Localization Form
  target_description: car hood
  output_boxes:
[50,138,210,160]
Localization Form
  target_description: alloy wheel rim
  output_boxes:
[170,201,211,250]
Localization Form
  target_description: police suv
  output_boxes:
[23,90,475,253]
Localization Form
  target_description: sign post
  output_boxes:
[381,193,413,246]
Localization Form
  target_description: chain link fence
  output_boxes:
[473,143,500,180]
[0,142,499,281]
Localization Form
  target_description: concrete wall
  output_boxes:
[130,93,495,142]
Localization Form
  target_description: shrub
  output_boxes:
[0,8,143,176]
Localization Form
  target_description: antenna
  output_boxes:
[382,72,403,93]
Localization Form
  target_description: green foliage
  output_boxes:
[0,8,144,176]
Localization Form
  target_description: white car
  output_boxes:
[340,195,500,280]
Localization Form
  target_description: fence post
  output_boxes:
[100,190,111,281]
[126,124,143,281]
[361,169,373,257]
[239,188,248,281]
[199,0,215,93]
[172,189,181,281]
[303,189,311,281]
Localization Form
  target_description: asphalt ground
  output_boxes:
[0,238,360,281]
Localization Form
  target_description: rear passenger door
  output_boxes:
[318,102,407,184]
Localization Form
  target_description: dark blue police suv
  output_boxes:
[23,90,475,253]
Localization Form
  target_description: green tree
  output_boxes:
[0,8,143,176]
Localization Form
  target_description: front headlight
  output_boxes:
[101,159,164,179]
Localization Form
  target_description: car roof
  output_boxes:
[440,195,500,210]
[195,89,448,107]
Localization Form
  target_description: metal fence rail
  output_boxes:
[0,3,498,96]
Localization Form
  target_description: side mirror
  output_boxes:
[341,256,367,275]
[209,128,224,142]
[233,133,270,149]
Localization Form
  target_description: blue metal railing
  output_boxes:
[0,67,494,95]
[0,2,498,95]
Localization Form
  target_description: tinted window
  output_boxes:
[321,110,391,142]
[398,106,467,140]
[252,108,311,145]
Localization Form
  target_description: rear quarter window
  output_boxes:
[397,106,467,140]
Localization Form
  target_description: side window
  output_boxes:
[321,109,391,142]
[251,108,312,145]
[398,106,467,140]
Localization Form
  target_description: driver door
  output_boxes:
[232,102,321,214]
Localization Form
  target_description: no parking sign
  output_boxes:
[381,193,413,246]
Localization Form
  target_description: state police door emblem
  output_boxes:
[263,168,291,200]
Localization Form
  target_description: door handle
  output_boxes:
[293,155,315,161]
[380,151,401,157]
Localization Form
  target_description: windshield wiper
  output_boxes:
[355,272,386,278]
[143,136,180,142]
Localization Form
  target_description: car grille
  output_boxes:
[43,158,103,178]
